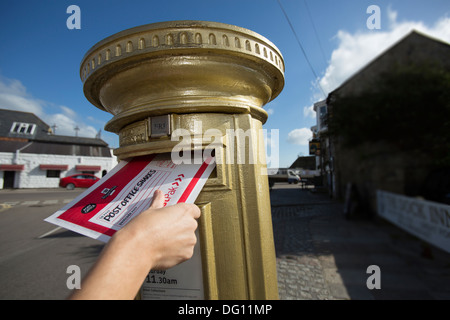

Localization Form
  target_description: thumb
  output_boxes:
[149,190,165,209]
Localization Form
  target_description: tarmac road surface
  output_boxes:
[0,188,102,299]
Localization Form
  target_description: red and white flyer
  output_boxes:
[45,153,215,242]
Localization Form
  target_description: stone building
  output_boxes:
[312,30,450,213]
[0,109,117,189]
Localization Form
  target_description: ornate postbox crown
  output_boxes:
[80,20,285,133]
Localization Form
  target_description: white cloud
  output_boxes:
[0,76,101,139]
[303,104,316,119]
[44,111,98,138]
[314,8,450,98]
[387,6,398,26]
[60,105,77,118]
[0,77,45,117]
[287,128,312,146]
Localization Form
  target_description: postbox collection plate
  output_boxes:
[149,115,171,138]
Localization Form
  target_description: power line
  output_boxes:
[277,0,327,98]
[303,0,328,66]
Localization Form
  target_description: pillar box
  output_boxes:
[81,20,284,299]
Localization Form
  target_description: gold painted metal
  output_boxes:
[81,20,284,300]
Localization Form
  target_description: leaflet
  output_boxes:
[45,153,215,242]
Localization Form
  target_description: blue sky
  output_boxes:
[0,0,449,167]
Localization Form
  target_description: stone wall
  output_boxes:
[333,141,435,214]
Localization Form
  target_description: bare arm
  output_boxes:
[69,190,201,300]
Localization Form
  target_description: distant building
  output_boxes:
[311,30,450,211]
[310,99,334,193]
[289,155,320,187]
[0,109,117,189]
[289,155,316,170]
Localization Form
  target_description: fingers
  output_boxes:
[189,204,201,220]
[148,189,201,220]
[148,189,165,209]
[176,202,201,220]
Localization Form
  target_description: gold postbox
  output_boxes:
[80,21,284,299]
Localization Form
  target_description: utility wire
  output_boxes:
[277,0,327,98]
[303,0,336,93]
[303,0,328,67]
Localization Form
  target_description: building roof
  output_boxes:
[328,30,450,98]
[290,156,316,170]
[0,109,49,139]
[0,109,111,157]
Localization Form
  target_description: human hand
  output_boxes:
[69,190,201,299]
[113,189,201,270]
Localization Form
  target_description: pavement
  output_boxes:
[271,183,450,300]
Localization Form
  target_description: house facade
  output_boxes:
[0,109,117,189]
[310,99,335,194]
[311,30,450,211]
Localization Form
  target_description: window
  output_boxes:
[319,106,328,129]
[10,122,36,135]
[46,170,61,178]
[319,106,327,118]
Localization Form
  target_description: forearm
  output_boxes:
[69,231,154,300]
[68,190,200,300]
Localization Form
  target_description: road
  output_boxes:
[0,184,306,300]
[3,184,449,300]
[0,188,103,299]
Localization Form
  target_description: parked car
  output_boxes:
[287,171,301,184]
[268,169,301,187]
[59,174,100,190]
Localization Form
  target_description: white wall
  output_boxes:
[0,151,118,189]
